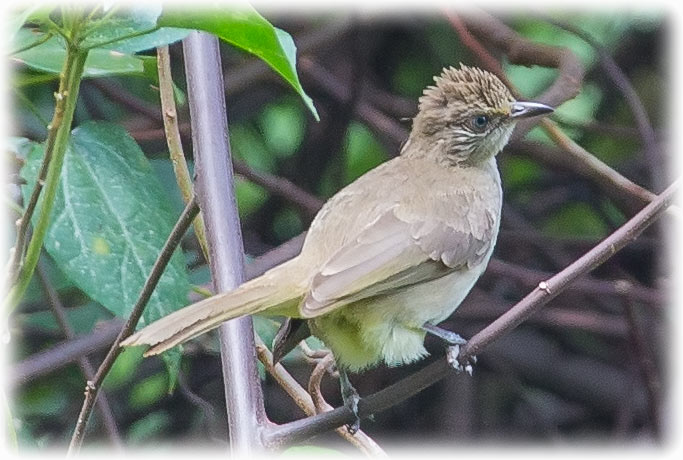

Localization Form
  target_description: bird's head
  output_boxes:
[409,64,553,165]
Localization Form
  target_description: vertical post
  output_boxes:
[182,31,267,454]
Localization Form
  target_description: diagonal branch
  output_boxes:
[544,17,664,192]
[67,196,200,455]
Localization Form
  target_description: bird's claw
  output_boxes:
[343,389,361,434]
[446,344,477,376]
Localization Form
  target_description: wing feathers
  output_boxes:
[300,205,494,318]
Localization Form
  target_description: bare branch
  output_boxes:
[183,31,266,454]
[157,45,210,260]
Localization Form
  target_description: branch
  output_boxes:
[262,179,678,445]
[10,319,122,386]
[298,57,409,151]
[459,179,677,361]
[4,45,89,309]
[233,160,324,219]
[157,45,210,260]
[486,258,664,306]
[223,19,354,96]
[544,17,664,192]
[36,262,122,446]
[182,31,266,454]
[255,340,385,455]
[90,79,162,123]
[622,298,661,435]
[67,196,200,454]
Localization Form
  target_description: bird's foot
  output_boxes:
[339,369,361,434]
[445,344,477,376]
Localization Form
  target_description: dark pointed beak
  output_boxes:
[510,101,554,119]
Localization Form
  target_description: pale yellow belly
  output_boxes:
[309,264,487,372]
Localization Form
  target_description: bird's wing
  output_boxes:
[300,205,495,318]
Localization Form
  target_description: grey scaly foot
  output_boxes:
[339,369,361,434]
[422,323,476,375]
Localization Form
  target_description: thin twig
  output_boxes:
[36,261,122,447]
[90,79,162,122]
[262,180,677,445]
[10,319,123,386]
[157,45,210,260]
[255,340,385,456]
[459,180,677,361]
[544,17,664,192]
[307,353,336,415]
[487,258,664,306]
[67,196,200,454]
[233,160,324,219]
[298,57,409,151]
[223,19,354,96]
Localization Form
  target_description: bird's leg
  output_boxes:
[422,322,466,346]
[338,368,361,434]
[422,323,476,375]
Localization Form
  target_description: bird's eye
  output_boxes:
[471,115,489,132]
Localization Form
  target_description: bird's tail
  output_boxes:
[121,261,304,356]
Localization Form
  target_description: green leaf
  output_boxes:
[158,5,318,119]
[20,122,190,373]
[7,6,43,41]
[13,30,145,77]
[80,5,162,49]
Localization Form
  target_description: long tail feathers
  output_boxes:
[121,276,302,356]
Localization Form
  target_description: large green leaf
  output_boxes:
[19,122,190,375]
[159,5,318,119]
[80,5,190,53]
[12,29,145,78]
[12,20,188,79]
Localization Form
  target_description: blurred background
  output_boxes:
[8,9,669,452]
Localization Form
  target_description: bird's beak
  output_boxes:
[509,101,554,119]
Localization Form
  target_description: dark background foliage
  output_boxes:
[8,10,668,452]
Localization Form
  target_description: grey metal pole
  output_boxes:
[182,30,267,454]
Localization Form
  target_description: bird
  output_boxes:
[121,64,553,430]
